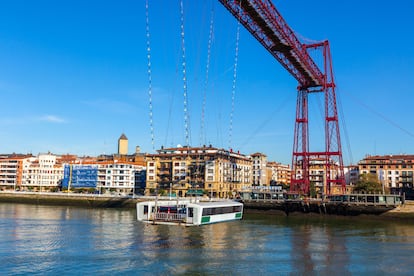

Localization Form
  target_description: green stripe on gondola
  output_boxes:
[235,212,242,218]
[201,216,210,223]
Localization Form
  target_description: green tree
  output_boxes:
[354,173,383,193]
[309,182,317,198]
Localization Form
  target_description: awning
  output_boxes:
[186,189,204,196]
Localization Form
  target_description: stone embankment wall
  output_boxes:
[0,193,140,208]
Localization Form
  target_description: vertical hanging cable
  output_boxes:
[229,3,241,149]
[180,0,190,146]
[146,0,155,150]
[200,5,214,146]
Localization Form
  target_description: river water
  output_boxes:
[1,203,414,275]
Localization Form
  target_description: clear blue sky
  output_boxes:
[0,0,413,165]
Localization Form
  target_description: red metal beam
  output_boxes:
[218,0,324,89]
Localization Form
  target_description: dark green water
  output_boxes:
[1,203,413,275]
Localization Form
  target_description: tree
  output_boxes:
[353,173,383,194]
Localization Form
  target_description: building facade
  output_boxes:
[292,157,343,196]
[62,154,146,195]
[63,165,98,189]
[344,165,359,186]
[267,161,291,186]
[96,162,145,195]
[251,153,267,186]
[145,146,252,198]
[358,155,414,188]
[118,133,128,155]
[0,154,32,191]
[21,154,65,192]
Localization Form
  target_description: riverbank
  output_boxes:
[1,192,413,219]
[380,200,414,218]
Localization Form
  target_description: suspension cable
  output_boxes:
[180,0,190,147]
[229,3,241,149]
[145,0,155,151]
[200,5,214,146]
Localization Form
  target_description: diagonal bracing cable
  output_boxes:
[145,0,155,151]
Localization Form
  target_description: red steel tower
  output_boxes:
[219,0,345,195]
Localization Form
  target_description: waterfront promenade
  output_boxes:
[0,191,140,208]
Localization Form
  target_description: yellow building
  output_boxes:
[293,157,342,196]
[267,161,291,186]
[118,133,128,155]
[145,146,252,198]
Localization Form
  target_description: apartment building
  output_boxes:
[145,145,252,198]
[358,154,414,188]
[96,162,145,194]
[21,154,65,192]
[0,154,32,191]
[251,152,267,186]
[267,161,291,186]
[62,154,146,194]
[344,165,359,186]
[292,157,343,196]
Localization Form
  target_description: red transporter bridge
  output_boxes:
[219,0,345,196]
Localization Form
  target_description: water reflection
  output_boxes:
[289,223,351,275]
[1,203,414,274]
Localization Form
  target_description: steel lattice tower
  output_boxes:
[219,0,345,195]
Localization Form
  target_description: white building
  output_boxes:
[251,153,267,186]
[21,154,64,191]
[97,162,145,194]
[0,155,32,190]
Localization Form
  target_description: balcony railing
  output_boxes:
[153,212,186,222]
